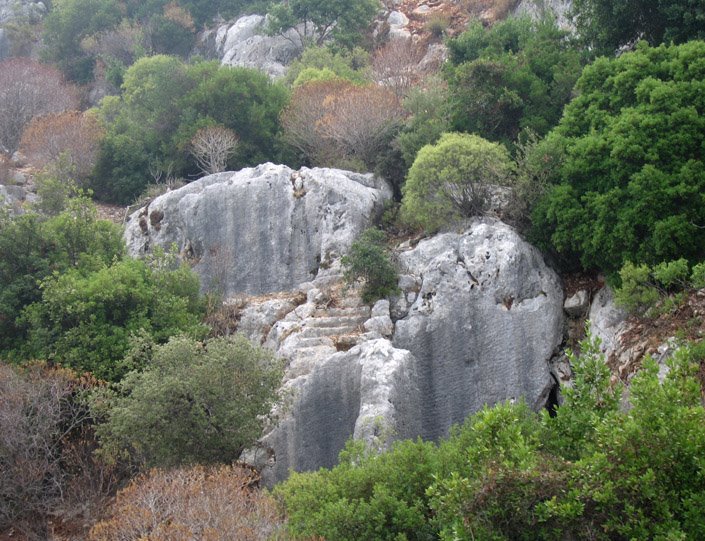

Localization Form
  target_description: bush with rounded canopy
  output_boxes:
[531,41,705,275]
[94,335,283,467]
[401,133,513,231]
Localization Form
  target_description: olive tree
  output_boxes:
[94,335,283,468]
[401,133,514,231]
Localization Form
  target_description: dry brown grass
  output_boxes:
[89,464,285,541]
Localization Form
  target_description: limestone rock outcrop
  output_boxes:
[392,218,565,440]
[589,286,629,361]
[124,163,392,297]
[513,0,574,30]
[197,14,303,78]
[232,218,565,484]
[0,0,46,60]
[259,339,421,484]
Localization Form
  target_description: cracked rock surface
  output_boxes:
[124,163,391,298]
[392,218,565,440]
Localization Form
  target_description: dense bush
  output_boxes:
[93,57,290,203]
[445,17,583,147]
[94,334,283,467]
[285,45,370,86]
[571,0,705,55]
[0,198,124,355]
[401,133,514,231]
[277,334,705,540]
[20,254,206,382]
[341,228,399,304]
[531,41,705,275]
[89,464,284,541]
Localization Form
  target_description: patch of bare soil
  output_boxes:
[95,203,128,224]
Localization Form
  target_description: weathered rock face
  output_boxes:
[234,218,565,485]
[589,286,629,361]
[260,339,421,484]
[124,163,392,297]
[392,218,565,440]
[0,0,46,60]
[514,0,573,29]
[196,14,303,78]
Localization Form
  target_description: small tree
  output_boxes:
[20,111,105,183]
[94,335,283,467]
[189,125,239,176]
[401,133,514,231]
[0,58,80,155]
[267,0,380,50]
[282,80,405,169]
[342,228,399,303]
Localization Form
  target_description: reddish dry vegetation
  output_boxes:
[19,111,104,182]
[89,464,285,541]
[0,58,80,155]
[0,363,123,541]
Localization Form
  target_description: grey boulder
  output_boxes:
[124,163,391,297]
[393,218,565,440]
[197,14,304,78]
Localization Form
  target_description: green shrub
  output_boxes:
[276,438,439,541]
[615,258,697,316]
[94,334,283,467]
[93,58,290,204]
[543,329,621,461]
[20,256,206,382]
[342,228,399,304]
[445,17,583,147]
[531,41,705,275]
[0,199,124,355]
[652,258,690,290]
[691,262,705,289]
[286,45,370,86]
[401,133,514,231]
[614,261,662,315]
[571,0,705,55]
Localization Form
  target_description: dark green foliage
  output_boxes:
[92,57,290,203]
[20,254,206,382]
[277,334,705,540]
[542,331,621,461]
[148,15,196,57]
[615,258,696,316]
[571,0,705,55]
[42,0,123,83]
[531,41,705,275]
[267,0,379,50]
[341,229,399,304]
[94,334,283,467]
[445,17,583,146]
[0,199,124,355]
